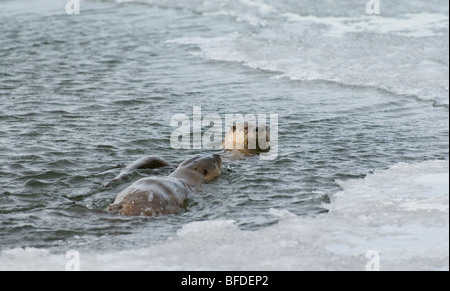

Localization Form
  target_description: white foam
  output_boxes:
[165,3,449,106]
[0,248,64,271]
[1,161,447,270]
[239,0,277,14]
[168,28,449,106]
[283,12,449,37]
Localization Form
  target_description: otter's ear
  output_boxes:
[203,169,208,176]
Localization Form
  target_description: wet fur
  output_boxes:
[222,122,271,154]
[107,154,222,216]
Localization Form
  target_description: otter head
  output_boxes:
[176,154,223,183]
[222,122,271,153]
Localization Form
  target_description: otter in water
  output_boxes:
[107,154,222,216]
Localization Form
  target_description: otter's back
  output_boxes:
[109,177,190,216]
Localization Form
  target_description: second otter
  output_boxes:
[222,121,271,155]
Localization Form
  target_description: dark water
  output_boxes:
[0,0,448,255]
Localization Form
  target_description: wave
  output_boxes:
[125,0,448,107]
[114,1,450,106]
[282,12,449,37]
[167,24,449,107]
